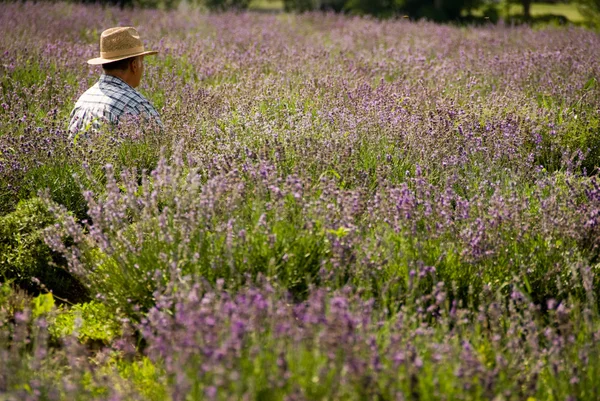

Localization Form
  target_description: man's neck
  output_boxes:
[104,71,135,88]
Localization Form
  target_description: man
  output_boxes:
[68,27,162,138]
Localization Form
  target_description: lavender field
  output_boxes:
[2,2,600,400]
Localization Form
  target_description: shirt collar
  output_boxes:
[99,74,133,89]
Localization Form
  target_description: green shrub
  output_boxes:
[18,163,89,223]
[344,0,399,16]
[532,94,600,174]
[45,157,334,320]
[114,357,168,401]
[202,0,251,10]
[0,198,88,303]
[402,0,476,21]
[74,192,329,319]
[48,300,121,345]
[0,281,32,325]
[283,0,320,12]
[576,0,600,26]
[482,3,500,23]
[320,0,346,11]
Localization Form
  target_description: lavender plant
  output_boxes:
[1,2,600,399]
[139,281,600,400]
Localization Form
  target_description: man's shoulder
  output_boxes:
[119,86,157,113]
[127,86,151,104]
[75,79,133,107]
[104,78,147,105]
[74,81,105,104]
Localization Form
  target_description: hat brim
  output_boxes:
[87,50,158,65]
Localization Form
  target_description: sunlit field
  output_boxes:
[249,0,283,11]
[482,1,585,22]
[248,0,586,23]
[1,2,600,399]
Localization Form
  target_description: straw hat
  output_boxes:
[87,27,158,65]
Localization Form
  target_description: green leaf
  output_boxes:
[32,293,55,317]
[583,77,597,91]
[326,226,350,238]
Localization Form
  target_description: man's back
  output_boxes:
[68,74,161,137]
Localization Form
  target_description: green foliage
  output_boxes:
[505,0,533,18]
[233,196,329,297]
[77,188,329,319]
[200,0,252,10]
[0,197,56,281]
[282,0,320,12]
[0,281,32,324]
[18,163,89,222]
[0,281,12,307]
[115,139,164,177]
[115,357,168,401]
[356,174,598,312]
[481,2,500,23]
[72,0,181,10]
[0,198,87,303]
[48,301,121,344]
[532,83,600,174]
[476,1,585,24]
[133,0,181,9]
[283,0,484,18]
[401,0,484,20]
[81,126,166,183]
[343,0,400,17]
[319,0,346,11]
[31,293,55,318]
[29,292,120,344]
[0,61,50,95]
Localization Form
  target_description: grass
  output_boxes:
[250,0,586,24]
[249,0,284,11]
[470,1,585,23]
[511,2,584,22]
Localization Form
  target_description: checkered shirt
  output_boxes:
[68,74,162,137]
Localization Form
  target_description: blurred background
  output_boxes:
[49,0,596,27]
